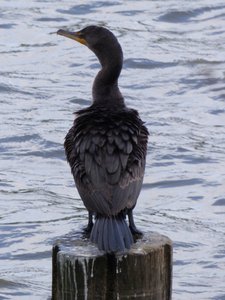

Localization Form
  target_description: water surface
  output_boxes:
[1,0,225,299]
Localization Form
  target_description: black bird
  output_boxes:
[57,26,148,252]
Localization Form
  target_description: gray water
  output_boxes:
[0,0,225,299]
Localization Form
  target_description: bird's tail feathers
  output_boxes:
[90,215,133,252]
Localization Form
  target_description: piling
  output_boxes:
[52,232,172,300]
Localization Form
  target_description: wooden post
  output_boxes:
[52,232,172,300]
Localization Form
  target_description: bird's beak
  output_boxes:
[57,29,88,46]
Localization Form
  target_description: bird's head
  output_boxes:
[57,26,122,66]
[57,26,117,51]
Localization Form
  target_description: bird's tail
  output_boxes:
[90,215,134,252]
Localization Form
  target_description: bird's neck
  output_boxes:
[92,49,125,107]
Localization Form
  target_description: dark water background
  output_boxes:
[1,0,225,299]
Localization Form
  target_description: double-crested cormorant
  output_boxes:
[57,26,148,252]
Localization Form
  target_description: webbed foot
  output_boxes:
[128,209,143,237]
[83,211,93,234]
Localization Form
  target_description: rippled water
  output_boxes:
[1,0,225,299]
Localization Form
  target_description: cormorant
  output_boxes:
[57,26,149,252]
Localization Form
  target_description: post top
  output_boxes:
[54,231,172,258]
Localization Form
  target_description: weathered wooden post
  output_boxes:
[52,232,172,299]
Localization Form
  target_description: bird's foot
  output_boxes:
[129,224,143,238]
[83,222,93,237]
[83,211,94,236]
[127,209,143,238]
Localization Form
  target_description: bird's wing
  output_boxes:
[64,108,148,216]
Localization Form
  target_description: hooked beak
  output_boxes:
[57,29,87,46]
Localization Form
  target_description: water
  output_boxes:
[1,0,225,299]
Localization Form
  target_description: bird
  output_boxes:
[57,25,149,252]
